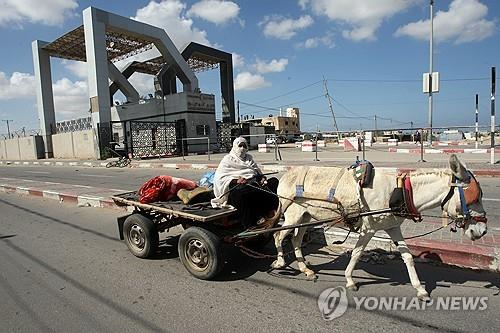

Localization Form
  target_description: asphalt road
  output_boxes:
[1,164,499,229]
[1,192,500,332]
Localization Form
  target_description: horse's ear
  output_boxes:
[449,154,469,181]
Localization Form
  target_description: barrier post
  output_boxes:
[207,136,210,161]
[181,138,185,160]
[418,128,426,162]
[361,131,365,161]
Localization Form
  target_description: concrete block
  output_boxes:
[301,140,316,152]
[258,144,271,153]
[388,139,398,146]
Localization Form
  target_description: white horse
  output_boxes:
[272,155,487,300]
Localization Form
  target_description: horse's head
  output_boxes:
[444,155,487,241]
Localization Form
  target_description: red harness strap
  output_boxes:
[404,177,422,222]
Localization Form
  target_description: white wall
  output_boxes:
[52,129,97,159]
[0,136,44,160]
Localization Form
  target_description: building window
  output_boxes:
[196,125,210,135]
[285,121,289,125]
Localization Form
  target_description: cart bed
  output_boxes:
[111,191,236,222]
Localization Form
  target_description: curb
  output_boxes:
[389,147,500,154]
[320,228,500,272]
[0,183,124,211]
[2,159,499,177]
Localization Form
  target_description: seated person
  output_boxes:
[211,137,279,229]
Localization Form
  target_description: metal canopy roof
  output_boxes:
[43,25,155,63]
[43,25,219,75]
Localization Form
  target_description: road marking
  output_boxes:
[483,198,500,202]
[79,174,115,178]
[25,171,50,174]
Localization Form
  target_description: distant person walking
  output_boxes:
[414,131,421,144]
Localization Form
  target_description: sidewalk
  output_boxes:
[1,143,500,176]
[1,176,499,273]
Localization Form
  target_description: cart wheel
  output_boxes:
[123,214,158,258]
[178,227,224,280]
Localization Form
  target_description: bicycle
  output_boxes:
[105,143,131,168]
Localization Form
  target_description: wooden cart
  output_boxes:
[112,191,278,280]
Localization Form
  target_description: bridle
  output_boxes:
[440,170,486,230]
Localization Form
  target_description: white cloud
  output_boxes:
[132,0,211,49]
[232,53,245,68]
[300,0,416,41]
[63,60,88,79]
[234,72,271,91]
[259,15,314,40]
[0,71,35,99]
[253,58,289,74]
[187,0,240,25]
[128,73,155,98]
[296,32,334,49]
[0,0,77,27]
[52,78,89,119]
[0,70,90,119]
[395,0,495,44]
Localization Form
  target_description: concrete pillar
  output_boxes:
[32,40,55,158]
[220,60,235,123]
[83,7,111,158]
[108,62,139,103]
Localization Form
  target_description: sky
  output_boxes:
[0,0,498,135]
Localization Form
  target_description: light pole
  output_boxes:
[428,0,434,146]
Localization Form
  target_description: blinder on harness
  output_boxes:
[440,171,485,230]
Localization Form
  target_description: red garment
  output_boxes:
[138,176,197,203]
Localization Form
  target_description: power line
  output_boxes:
[251,80,323,104]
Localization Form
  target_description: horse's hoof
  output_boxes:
[271,259,285,269]
[346,283,358,291]
[417,291,431,302]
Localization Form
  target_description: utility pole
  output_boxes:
[373,115,378,142]
[323,77,341,142]
[428,0,434,146]
[491,67,496,165]
[475,94,479,149]
[2,119,13,139]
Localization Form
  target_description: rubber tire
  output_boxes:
[178,227,224,280]
[123,214,159,259]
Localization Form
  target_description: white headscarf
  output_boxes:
[211,137,262,206]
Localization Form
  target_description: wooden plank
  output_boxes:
[111,194,236,222]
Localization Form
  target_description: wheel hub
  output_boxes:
[186,239,209,271]
[129,224,145,249]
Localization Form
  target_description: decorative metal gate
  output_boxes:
[216,122,250,152]
[130,120,186,158]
